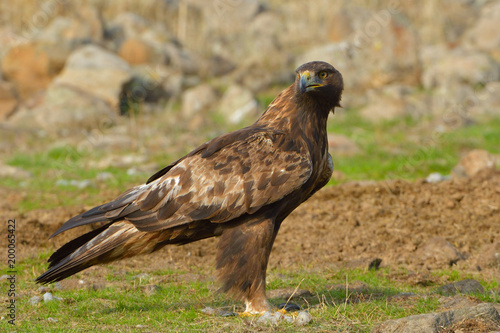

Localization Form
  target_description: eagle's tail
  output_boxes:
[36,221,167,284]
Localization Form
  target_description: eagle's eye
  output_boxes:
[318,71,328,79]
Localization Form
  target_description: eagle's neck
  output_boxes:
[256,85,332,151]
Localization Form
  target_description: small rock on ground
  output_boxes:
[437,279,485,295]
[257,311,294,325]
[296,311,313,326]
[30,296,41,305]
[372,303,500,333]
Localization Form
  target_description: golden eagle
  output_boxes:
[37,61,344,314]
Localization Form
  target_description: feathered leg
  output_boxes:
[216,216,277,314]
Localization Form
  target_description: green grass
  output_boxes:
[2,259,498,332]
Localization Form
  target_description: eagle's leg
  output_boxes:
[216,216,277,314]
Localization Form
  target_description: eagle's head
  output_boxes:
[295,61,344,111]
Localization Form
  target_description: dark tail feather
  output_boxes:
[36,222,143,284]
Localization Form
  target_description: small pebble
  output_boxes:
[43,292,62,303]
[256,311,294,325]
[425,172,448,183]
[296,311,312,326]
[30,296,41,305]
[43,292,54,303]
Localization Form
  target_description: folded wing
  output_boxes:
[51,128,312,237]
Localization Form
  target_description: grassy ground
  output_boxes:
[2,253,498,332]
[1,111,500,331]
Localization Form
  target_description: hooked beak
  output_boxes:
[300,71,323,92]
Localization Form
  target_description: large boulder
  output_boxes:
[1,42,70,98]
[8,45,132,132]
[53,45,132,108]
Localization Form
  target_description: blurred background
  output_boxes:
[0,0,499,211]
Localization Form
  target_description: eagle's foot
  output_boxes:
[244,299,270,315]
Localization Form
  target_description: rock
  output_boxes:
[54,45,132,109]
[30,296,41,305]
[10,84,117,132]
[0,162,31,179]
[207,55,236,77]
[372,303,500,333]
[0,80,18,121]
[163,42,201,76]
[118,38,156,65]
[36,6,104,44]
[109,12,153,40]
[475,242,500,270]
[181,84,218,118]
[328,134,360,155]
[437,279,486,296]
[43,292,54,302]
[296,311,312,326]
[425,172,449,183]
[452,149,496,178]
[189,0,262,32]
[9,45,133,131]
[218,85,259,124]
[464,1,500,60]
[415,237,465,268]
[1,42,70,98]
[422,48,499,90]
[256,311,292,325]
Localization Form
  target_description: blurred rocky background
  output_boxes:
[0,0,499,185]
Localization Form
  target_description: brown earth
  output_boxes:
[1,169,499,285]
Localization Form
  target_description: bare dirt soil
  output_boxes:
[3,168,499,284]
